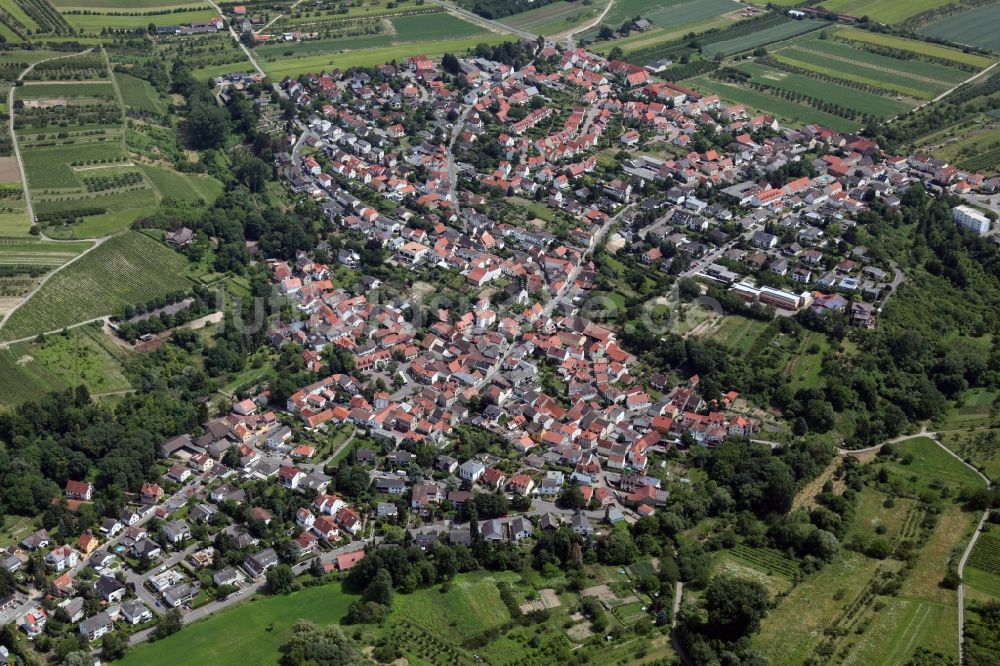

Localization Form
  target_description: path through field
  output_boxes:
[838,426,993,660]
[554,0,614,48]
[0,237,108,340]
[8,48,93,222]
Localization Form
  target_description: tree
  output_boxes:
[363,568,394,607]
[154,609,182,640]
[279,621,365,666]
[101,631,128,661]
[703,576,770,641]
[186,103,231,149]
[267,564,296,594]
[64,651,93,666]
[557,486,586,510]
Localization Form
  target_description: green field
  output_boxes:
[705,315,775,353]
[883,436,981,495]
[261,33,511,79]
[118,583,358,666]
[690,76,862,132]
[499,0,609,35]
[734,61,913,117]
[16,81,116,99]
[0,324,132,406]
[62,7,218,32]
[0,237,89,268]
[756,551,883,664]
[21,142,126,189]
[0,212,31,236]
[702,18,825,57]
[938,388,998,430]
[816,0,951,24]
[770,37,966,96]
[919,3,1000,52]
[835,26,996,69]
[647,0,740,29]
[51,0,208,7]
[43,206,159,240]
[0,231,193,341]
[115,72,164,114]
[393,12,491,40]
[139,164,223,202]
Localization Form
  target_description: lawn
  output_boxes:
[705,315,772,354]
[845,485,916,544]
[689,76,861,132]
[919,3,1000,51]
[115,72,164,114]
[815,0,951,24]
[139,164,223,203]
[43,205,159,239]
[0,212,30,236]
[786,331,829,390]
[965,557,1000,600]
[0,231,193,341]
[394,571,514,638]
[392,12,489,41]
[118,583,358,666]
[834,26,996,69]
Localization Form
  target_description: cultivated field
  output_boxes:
[646,0,740,30]
[701,18,825,57]
[919,3,1000,51]
[815,0,952,24]
[115,72,164,114]
[835,26,996,69]
[61,7,217,33]
[499,0,609,35]
[0,231,194,341]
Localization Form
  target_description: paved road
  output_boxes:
[126,540,367,647]
[206,1,266,77]
[7,49,93,223]
[555,0,614,49]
